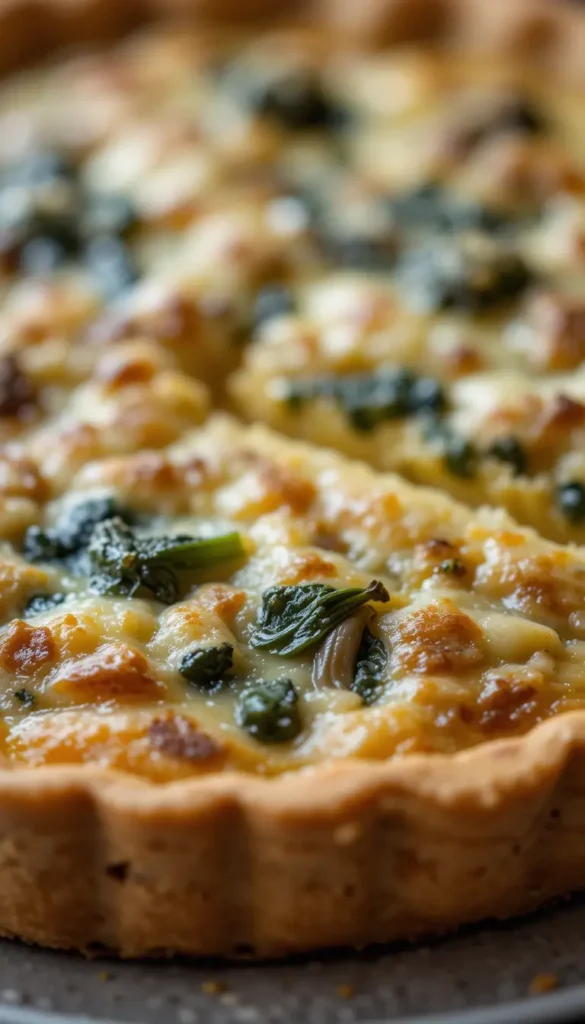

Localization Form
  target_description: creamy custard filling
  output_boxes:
[1,419,585,780]
[2,28,585,779]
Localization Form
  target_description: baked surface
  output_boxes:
[1,0,585,958]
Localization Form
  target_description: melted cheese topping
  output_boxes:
[2,416,585,780]
[0,27,585,778]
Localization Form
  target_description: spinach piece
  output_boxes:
[236,678,301,743]
[454,95,547,153]
[180,642,235,690]
[14,688,36,708]
[22,526,65,564]
[57,496,132,553]
[82,193,138,240]
[397,237,534,314]
[443,436,477,479]
[253,284,296,330]
[88,517,244,605]
[285,367,446,432]
[556,481,585,523]
[225,64,347,132]
[388,182,505,235]
[422,419,478,480]
[0,148,141,293]
[23,496,134,566]
[2,150,76,190]
[351,628,388,706]
[84,235,139,301]
[486,435,527,477]
[250,579,389,657]
[23,592,66,616]
[439,558,466,577]
[320,230,398,272]
[88,517,138,595]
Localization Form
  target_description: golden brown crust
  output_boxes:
[0,0,583,83]
[0,0,585,960]
[0,710,582,958]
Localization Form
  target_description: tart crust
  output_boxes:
[1,712,584,957]
[0,0,585,958]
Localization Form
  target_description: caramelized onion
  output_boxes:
[312,605,373,689]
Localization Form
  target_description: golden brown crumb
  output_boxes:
[528,973,558,996]
[97,971,111,982]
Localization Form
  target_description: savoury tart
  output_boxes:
[1,0,585,960]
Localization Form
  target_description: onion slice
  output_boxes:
[312,605,374,690]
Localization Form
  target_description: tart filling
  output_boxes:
[2,28,585,541]
[1,0,585,961]
[3,416,585,781]
[1,24,585,779]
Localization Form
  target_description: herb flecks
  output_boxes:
[88,518,244,605]
[250,580,389,657]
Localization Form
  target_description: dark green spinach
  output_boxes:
[250,580,389,657]
[88,517,244,604]
[236,678,301,743]
[285,367,446,432]
[23,496,134,566]
[179,642,235,689]
[351,628,388,705]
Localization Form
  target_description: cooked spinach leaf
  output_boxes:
[443,436,478,479]
[351,628,388,705]
[14,688,36,707]
[180,642,235,689]
[284,367,446,432]
[236,678,301,743]
[223,63,347,132]
[397,237,534,314]
[88,517,244,604]
[23,496,134,566]
[387,182,505,235]
[486,435,528,477]
[250,580,389,657]
[22,526,65,564]
[557,481,585,523]
[23,592,66,616]
[439,558,466,577]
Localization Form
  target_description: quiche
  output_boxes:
[1,0,585,960]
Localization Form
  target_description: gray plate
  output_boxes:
[1,896,585,1024]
